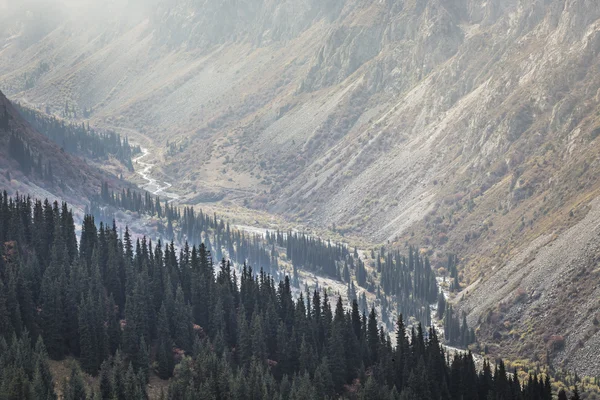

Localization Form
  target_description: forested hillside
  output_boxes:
[0,191,593,399]
[91,181,438,332]
[15,104,140,171]
[0,90,126,207]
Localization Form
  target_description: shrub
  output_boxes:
[547,335,565,352]
[512,288,528,304]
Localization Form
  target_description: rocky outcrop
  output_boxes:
[150,0,346,49]
[301,0,464,91]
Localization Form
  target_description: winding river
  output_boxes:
[133,148,180,201]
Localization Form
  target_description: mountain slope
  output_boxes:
[0,89,121,209]
[2,0,600,374]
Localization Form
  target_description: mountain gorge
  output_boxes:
[2,0,600,377]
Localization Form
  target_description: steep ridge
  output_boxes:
[2,0,600,374]
[0,89,123,209]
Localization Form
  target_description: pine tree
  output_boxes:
[78,295,97,375]
[298,336,315,375]
[237,310,252,367]
[367,307,379,363]
[1,365,32,399]
[436,292,446,320]
[39,276,64,359]
[328,323,347,392]
[136,337,150,383]
[99,360,113,400]
[558,389,568,400]
[173,286,194,352]
[314,357,334,398]
[157,303,173,379]
[0,280,14,340]
[63,363,88,400]
[124,363,142,400]
[112,352,127,400]
[32,337,56,400]
[351,299,362,341]
[571,386,580,400]
[360,375,380,400]
[251,312,267,362]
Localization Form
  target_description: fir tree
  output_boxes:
[63,364,87,400]
[157,303,173,379]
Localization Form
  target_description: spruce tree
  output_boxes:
[63,364,88,400]
[173,286,194,352]
[157,303,173,379]
[571,386,581,400]
[99,360,113,400]
[367,307,379,363]
[314,357,334,398]
[328,323,347,392]
[78,295,97,375]
[39,276,64,359]
[32,337,56,400]
[136,337,150,383]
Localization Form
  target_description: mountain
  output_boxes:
[1,0,600,375]
[0,89,123,210]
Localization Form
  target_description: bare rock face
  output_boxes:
[149,0,346,49]
[302,0,464,92]
[2,0,600,374]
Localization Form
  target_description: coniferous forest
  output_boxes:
[8,133,54,180]
[0,191,585,399]
[92,182,437,331]
[91,183,279,276]
[15,104,140,170]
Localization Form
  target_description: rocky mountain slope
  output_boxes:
[1,0,600,374]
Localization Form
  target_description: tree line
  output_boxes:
[97,182,177,221]
[377,246,438,329]
[15,104,140,170]
[267,230,349,280]
[92,184,279,276]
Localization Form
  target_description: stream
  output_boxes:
[133,147,180,201]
